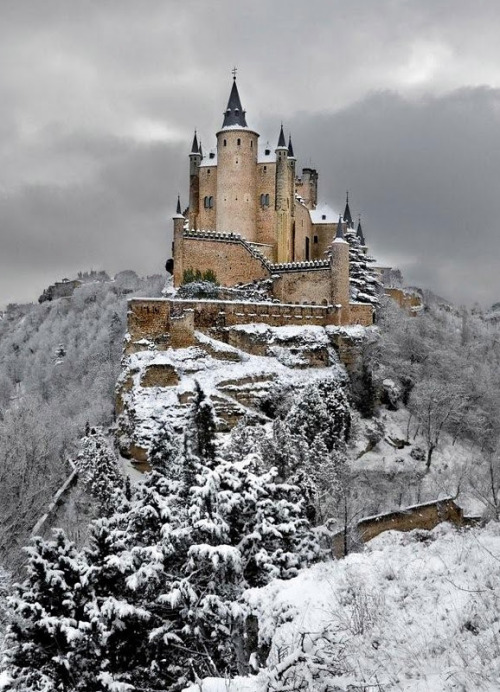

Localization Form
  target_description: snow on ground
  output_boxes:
[185,521,500,691]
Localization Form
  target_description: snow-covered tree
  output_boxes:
[345,228,381,307]
[4,530,92,691]
[75,428,124,516]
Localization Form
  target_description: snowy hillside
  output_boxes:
[186,521,500,691]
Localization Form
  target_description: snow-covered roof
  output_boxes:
[199,149,217,168]
[309,203,340,225]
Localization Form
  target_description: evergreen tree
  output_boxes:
[5,530,93,692]
[285,377,351,451]
[191,381,217,463]
[345,228,381,307]
[75,428,124,516]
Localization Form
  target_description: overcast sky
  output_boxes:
[1,0,500,308]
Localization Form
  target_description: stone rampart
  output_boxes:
[332,498,478,558]
[127,297,345,349]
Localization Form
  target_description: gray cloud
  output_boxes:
[1,0,500,307]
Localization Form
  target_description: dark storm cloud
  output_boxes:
[1,0,500,306]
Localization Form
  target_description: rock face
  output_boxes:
[116,323,372,465]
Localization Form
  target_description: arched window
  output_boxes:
[260,194,265,206]
[203,196,209,209]
[265,194,270,206]
[208,196,214,209]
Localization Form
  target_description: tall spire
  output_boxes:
[176,195,182,215]
[343,192,353,228]
[199,140,203,159]
[357,216,365,245]
[288,134,295,158]
[277,123,286,148]
[335,215,344,240]
[221,72,248,128]
[190,131,199,155]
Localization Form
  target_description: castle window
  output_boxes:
[321,214,326,220]
[223,139,227,147]
[203,196,209,209]
[265,194,270,206]
[305,237,310,261]
[314,235,318,244]
[264,166,267,172]
[265,148,270,156]
[250,140,253,148]
[209,196,214,208]
[260,194,270,208]
[237,138,241,146]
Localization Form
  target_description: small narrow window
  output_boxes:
[321,214,326,221]
[314,235,318,244]
[260,194,265,206]
[265,194,270,206]
[264,165,267,172]
[250,140,253,148]
[223,139,227,147]
[203,196,209,209]
[208,196,214,209]
[237,138,241,146]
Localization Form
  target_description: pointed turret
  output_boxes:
[176,195,182,216]
[190,131,199,155]
[288,134,295,158]
[222,76,248,128]
[343,192,353,228]
[357,216,365,245]
[199,141,203,159]
[277,123,287,149]
[335,215,344,240]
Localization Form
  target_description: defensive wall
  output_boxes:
[127,297,373,354]
[332,498,480,558]
[175,230,370,320]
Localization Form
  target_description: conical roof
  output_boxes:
[277,123,286,148]
[357,217,365,245]
[343,192,353,228]
[190,131,199,155]
[176,195,182,215]
[222,78,248,128]
[288,134,295,158]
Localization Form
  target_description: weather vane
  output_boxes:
[232,66,237,80]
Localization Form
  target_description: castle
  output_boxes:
[170,74,374,327]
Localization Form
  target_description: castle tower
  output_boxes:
[188,132,201,230]
[173,196,185,286]
[330,216,350,311]
[275,124,291,262]
[215,75,259,240]
[288,135,296,259]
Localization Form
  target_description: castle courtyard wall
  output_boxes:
[271,266,331,304]
[181,235,270,286]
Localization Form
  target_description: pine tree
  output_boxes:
[345,228,381,307]
[75,428,124,516]
[191,381,217,463]
[285,377,351,451]
[5,530,93,692]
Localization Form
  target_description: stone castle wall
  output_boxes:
[127,297,348,351]
[272,265,331,304]
[181,233,270,285]
[332,499,474,558]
